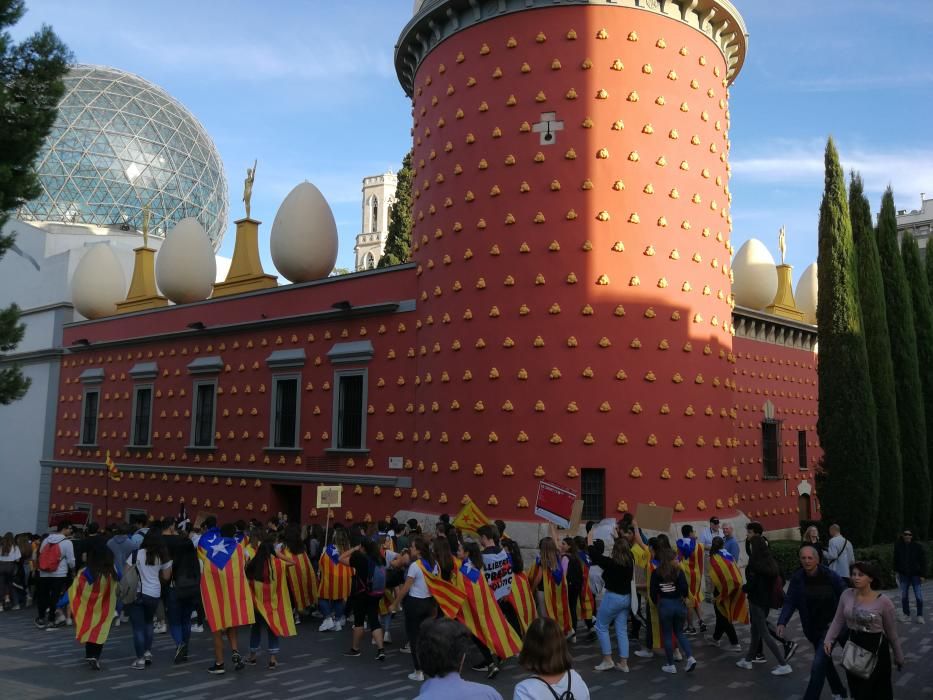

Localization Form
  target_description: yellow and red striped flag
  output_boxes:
[540,561,573,635]
[457,562,523,659]
[452,499,492,536]
[417,559,467,619]
[250,558,297,638]
[105,451,120,482]
[677,538,705,609]
[576,554,596,621]
[69,568,117,644]
[709,551,749,624]
[510,571,536,634]
[317,545,352,600]
[197,529,255,632]
[284,549,318,610]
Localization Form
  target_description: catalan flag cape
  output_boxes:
[250,558,297,638]
[537,558,573,634]
[416,559,466,619]
[575,552,596,621]
[452,499,492,536]
[198,528,255,632]
[105,450,120,482]
[69,568,117,644]
[283,549,318,610]
[708,551,749,624]
[378,589,395,616]
[457,562,522,659]
[509,571,536,634]
[317,545,352,601]
[676,538,705,609]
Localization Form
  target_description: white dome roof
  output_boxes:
[71,243,127,319]
[156,217,216,304]
[795,262,818,324]
[732,239,778,310]
[270,182,338,283]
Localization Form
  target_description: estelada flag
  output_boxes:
[250,557,297,638]
[509,571,536,634]
[317,544,351,601]
[197,528,255,632]
[105,450,120,482]
[452,499,492,536]
[536,558,573,635]
[417,559,466,619]
[708,551,749,624]
[283,549,318,610]
[457,561,522,659]
[575,552,596,621]
[676,538,705,609]
[69,568,117,644]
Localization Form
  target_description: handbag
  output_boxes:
[116,551,141,606]
[841,634,883,680]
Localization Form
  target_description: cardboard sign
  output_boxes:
[535,480,578,528]
[316,485,343,509]
[635,503,673,533]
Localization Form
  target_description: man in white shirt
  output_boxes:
[35,521,75,629]
[824,524,854,585]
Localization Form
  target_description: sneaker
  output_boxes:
[594,659,616,672]
[615,661,629,673]
[65,617,73,627]
[294,613,301,626]
[685,656,697,673]
[246,655,257,666]
[154,621,167,634]
[771,664,792,676]
[918,616,926,624]
[634,649,654,658]
[207,663,226,674]
[232,651,243,666]
[487,660,502,680]
[131,659,146,670]
[143,651,152,665]
[408,670,424,682]
[343,648,361,657]
[383,631,392,644]
[12,605,20,611]
[752,654,767,664]
[661,664,677,674]
[174,643,188,664]
[33,618,47,630]
[318,617,335,632]
[684,626,698,636]
[334,617,346,631]
[706,636,722,647]
[471,663,491,672]
[673,649,683,662]
[784,640,799,661]
[897,612,910,623]
[191,610,199,620]
[736,659,754,670]
[376,648,385,662]
[89,658,101,671]
[400,642,411,654]
[191,623,204,633]
[729,644,743,653]
[699,621,708,633]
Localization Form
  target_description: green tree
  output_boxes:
[926,231,933,306]
[0,0,70,404]
[877,187,931,538]
[849,173,902,539]
[377,151,412,268]
[814,140,879,545]
[901,232,933,536]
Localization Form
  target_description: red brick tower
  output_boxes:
[396,0,748,521]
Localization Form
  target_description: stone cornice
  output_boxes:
[732,306,818,353]
[396,0,748,96]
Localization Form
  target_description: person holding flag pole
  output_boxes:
[317,528,351,632]
[104,451,120,527]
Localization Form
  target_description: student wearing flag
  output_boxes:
[477,525,524,636]
[245,536,296,669]
[586,525,634,672]
[69,547,119,670]
[649,548,697,674]
[198,522,255,674]
[706,536,747,651]
[340,536,387,660]
[126,531,172,670]
[317,528,351,632]
[560,536,596,641]
[676,525,705,635]
[279,525,317,625]
[530,534,573,636]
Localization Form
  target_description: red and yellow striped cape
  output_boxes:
[677,540,705,610]
[708,552,749,624]
[576,555,596,621]
[509,571,536,634]
[69,568,117,644]
[283,549,318,610]
[199,541,255,632]
[416,559,466,619]
[456,562,523,660]
[250,558,297,638]
[317,546,352,601]
[530,559,572,635]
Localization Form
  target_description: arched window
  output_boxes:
[365,252,376,269]
[370,195,378,233]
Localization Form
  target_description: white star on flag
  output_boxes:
[211,540,229,557]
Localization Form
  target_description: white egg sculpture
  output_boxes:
[156,217,216,304]
[795,262,818,324]
[732,238,779,310]
[71,243,127,319]
[270,182,338,283]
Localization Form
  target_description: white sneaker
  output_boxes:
[673,649,683,661]
[685,656,697,673]
[771,664,792,676]
[615,661,629,673]
[383,631,392,644]
[65,618,73,627]
[736,659,753,670]
[408,670,424,681]
[661,664,677,674]
[729,644,743,653]
[705,636,722,647]
[191,624,204,633]
[594,659,615,672]
[319,617,335,632]
[918,616,925,624]
[897,612,910,623]
[334,617,345,632]
[634,649,654,658]
[191,610,199,620]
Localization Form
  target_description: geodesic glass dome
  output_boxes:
[17,65,228,249]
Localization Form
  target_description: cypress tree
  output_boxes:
[849,173,902,540]
[900,233,933,536]
[377,151,412,268]
[926,233,933,305]
[876,187,931,538]
[815,140,879,545]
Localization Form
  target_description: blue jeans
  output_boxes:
[900,575,923,616]
[658,597,692,665]
[127,594,160,658]
[319,598,346,619]
[249,615,279,655]
[166,588,195,646]
[595,591,631,658]
[803,632,848,700]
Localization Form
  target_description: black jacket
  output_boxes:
[894,539,926,577]
[777,566,846,643]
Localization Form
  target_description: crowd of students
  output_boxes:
[0,512,913,700]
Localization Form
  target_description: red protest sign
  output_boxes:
[535,480,578,528]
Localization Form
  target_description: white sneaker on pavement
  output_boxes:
[634,649,654,658]
[319,617,335,632]
[918,616,925,624]
[408,670,424,681]
[594,659,615,672]
[661,664,677,674]
[736,659,753,670]
[771,664,792,676]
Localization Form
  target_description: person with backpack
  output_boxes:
[514,617,591,700]
[246,536,296,669]
[68,547,119,670]
[163,522,200,664]
[649,548,698,674]
[35,521,75,629]
[340,536,387,660]
[126,531,172,670]
[737,535,792,676]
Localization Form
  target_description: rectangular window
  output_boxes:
[272,376,300,448]
[581,468,606,521]
[762,419,782,478]
[131,386,153,446]
[81,390,99,445]
[798,430,808,470]
[192,382,216,447]
[124,508,147,524]
[334,371,366,450]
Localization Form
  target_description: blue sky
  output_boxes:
[13,0,933,279]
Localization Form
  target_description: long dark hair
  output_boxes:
[710,536,725,556]
[432,537,455,581]
[655,548,680,582]
[283,524,303,556]
[503,538,524,574]
[0,532,13,556]
[140,530,168,566]
[246,538,276,583]
[747,536,778,577]
[87,546,115,581]
[413,536,435,569]
[462,541,484,571]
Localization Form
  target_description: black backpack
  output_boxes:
[532,671,575,700]
[172,542,201,601]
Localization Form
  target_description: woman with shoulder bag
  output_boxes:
[126,531,172,670]
[824,561,904,700]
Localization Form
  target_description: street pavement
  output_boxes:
[0,583,929,700]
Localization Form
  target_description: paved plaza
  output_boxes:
[0,584,929,700]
